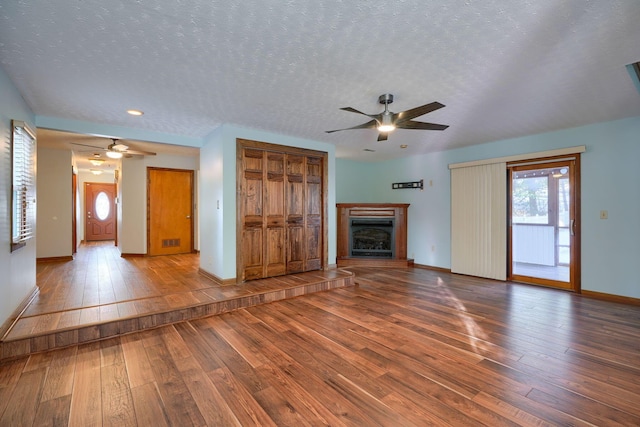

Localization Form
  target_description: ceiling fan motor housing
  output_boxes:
[379,94,394,105]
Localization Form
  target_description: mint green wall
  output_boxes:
[199,126,227,278]
[0,66,37,326]
[335,159,379,203]
[336,116,640,299]
[36,147,73,258]
[200,124,337,280]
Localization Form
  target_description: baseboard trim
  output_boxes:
[121,253,146,258]
[581,290,640,306]
[413,263,452,273]
[36,256,73,263]
[0,285,39,341]
[198,268,237,286]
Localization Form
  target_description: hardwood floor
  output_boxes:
[1,242,353,360]
[1,266,640,425]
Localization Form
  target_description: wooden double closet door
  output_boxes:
[237,139,326,281]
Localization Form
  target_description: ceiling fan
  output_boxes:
[326,94,449,141]
[71,138,156,159]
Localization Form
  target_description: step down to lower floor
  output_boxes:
[1,270,354,362]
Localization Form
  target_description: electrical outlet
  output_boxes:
[600,210,608,219]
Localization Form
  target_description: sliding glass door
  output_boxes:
[508,157,580,291]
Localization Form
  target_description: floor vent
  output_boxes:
[162,239,181,248]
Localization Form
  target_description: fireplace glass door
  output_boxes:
[349,218,395,258]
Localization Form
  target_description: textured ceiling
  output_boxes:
[1,0,639,161]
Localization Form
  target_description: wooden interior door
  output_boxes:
[85,182,116,241]
[304,155,323,271]
[237,140,325,281]
[148,168,194,256]
[285,155,305,274]
[285,155,323,274]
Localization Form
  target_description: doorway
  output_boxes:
[84,182,117,241]
[147,167,194,256]
[508,157,580,291]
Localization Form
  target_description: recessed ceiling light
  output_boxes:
[126,109,144,116]
[89,158,105,166]
[90,169,103,175]
[400,144,408,149]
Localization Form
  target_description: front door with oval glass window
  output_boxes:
[85,182,116,241]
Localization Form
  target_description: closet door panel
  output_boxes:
[238,141,325,281]
[265,153,286,277]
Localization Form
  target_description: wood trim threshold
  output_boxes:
[337,257,414,268]
[0,285,39,341]
[121,253,146,258]
[36,256,73,263]
[198,268,237,286]
[581,290,640,307]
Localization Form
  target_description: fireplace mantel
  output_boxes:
[336,203,413,267]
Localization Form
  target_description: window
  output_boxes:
[512,174,550,224]
[11,120,36,252]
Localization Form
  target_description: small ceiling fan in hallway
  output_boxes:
[71,138,156,159]
[326,94,449,141]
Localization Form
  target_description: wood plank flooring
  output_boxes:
[0,242,353,360]
[1,265,639,425]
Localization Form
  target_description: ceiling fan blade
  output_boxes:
[396,120,449,131]
[326,119,377,133]
[339,106,375,117]
[395,102,445,123]
[71,142,105,150]
[125,149,157,156]
[377,132,389,142]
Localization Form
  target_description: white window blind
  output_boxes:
[451,162,506,280]
[11,120,36,251]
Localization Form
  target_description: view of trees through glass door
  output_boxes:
[509,158,579,291]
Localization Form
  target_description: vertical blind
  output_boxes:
[450,162,506,280]
[11,120,36,249]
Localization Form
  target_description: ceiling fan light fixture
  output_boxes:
[377,112,396,133]
[106,150,123,159]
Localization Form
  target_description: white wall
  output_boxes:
[0,66,37,327]
[119,153,199,254]
[336,116,640,299]
[36,147,73,258]
[199,124,337,281]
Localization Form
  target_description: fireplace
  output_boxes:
[349,218,395,258]
[337,203,412,267]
